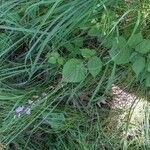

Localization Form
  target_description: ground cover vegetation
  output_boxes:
[0,0,150,150]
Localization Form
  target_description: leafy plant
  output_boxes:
[48,52,64,65]
[87,56,102,78]
[128,32,143,48]
[1,1,150,150]
[62,58,86,83]
[81,48,96,59]
[109,33,150,87]
[109,36,132,65]
[135,39,150,54]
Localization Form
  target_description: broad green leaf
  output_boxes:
[62,58,86,82]
[109,36,132,65]
[147,61,150,72]
[81,48,96,58]
[128,33,143,48]
[132,55,146,77]
[88,56,102,78]
[135,39,150,54]
[146,73,150,87]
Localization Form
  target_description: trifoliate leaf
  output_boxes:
[62,58,86,82]
[88,56,102,78]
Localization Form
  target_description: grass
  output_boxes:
[0,0,150,150]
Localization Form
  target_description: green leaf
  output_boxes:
[148,53,150,59]
[81,48,96,58]
[42,112,65,130]
[72,38,83,47]
[50,52,60,59]
[64,43,75,52]
[88,56,102,78]
[64,43,81,56]
[48,57,57,64]
[132,55,146,77]
[135,39,150,54]
[146,73,150,87]
[58,57,65,65]
[102,35,115,49]
[109,36,132,65]
[147,61,150,72]
[88,26,100,37]
[47,52,60,64]
[128,33,143,48]
[62,58,86,82]
[130,52,138,62]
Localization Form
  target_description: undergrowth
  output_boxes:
[0,0,150,150]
